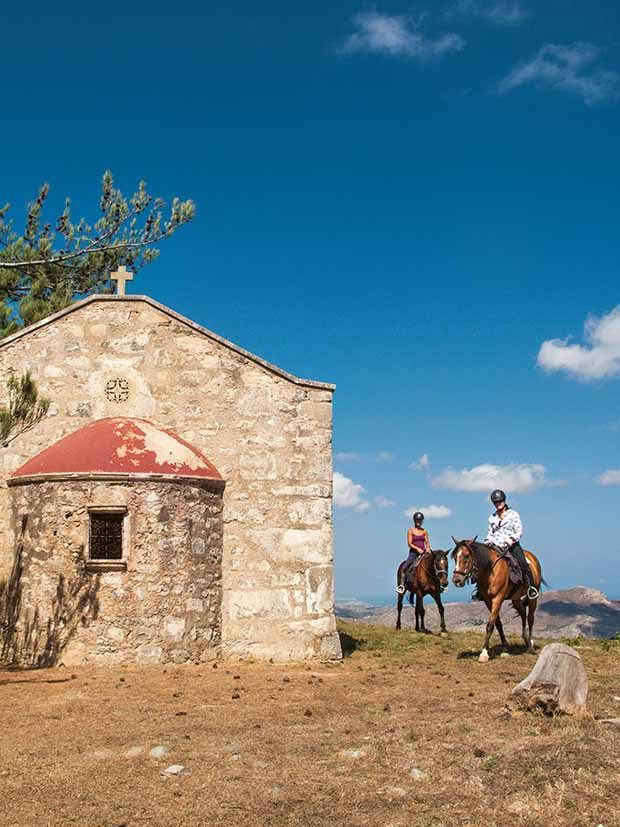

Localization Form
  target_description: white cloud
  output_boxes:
[335,451,361,462]
[596,469,620,486]
[498,42,619,105]
[404,504,452,519]
[340,12,465,61]
[409,453,430,471]
[374,496,396,508]
[537,306,620,381]
[376,450,394,463]
[431,463,546,492]
[333,471,370,511]
[449,0,529,25]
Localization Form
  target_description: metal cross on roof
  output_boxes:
[110,265,134,296]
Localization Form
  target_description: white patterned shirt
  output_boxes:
[484,508,522,551]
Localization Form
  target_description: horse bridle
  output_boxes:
[453,541,475,582]
[422,553,449,592]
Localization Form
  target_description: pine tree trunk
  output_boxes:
[510,643,588,715]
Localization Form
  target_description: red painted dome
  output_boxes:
[11,418,223,482]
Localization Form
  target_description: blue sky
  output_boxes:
[2,1,619,602]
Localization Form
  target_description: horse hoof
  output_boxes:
[440,632,448,638]
[478,652,489,664]
[499,652,510,658]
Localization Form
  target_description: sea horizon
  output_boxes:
[336,584,620,608]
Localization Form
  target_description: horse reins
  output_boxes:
[453,541,476,582]
[453,541,506,582]
[419,553,449,592]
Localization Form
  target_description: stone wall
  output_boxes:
[4,478,222,666]
[0,296,340,661]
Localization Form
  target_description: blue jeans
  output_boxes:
[401,549,420,580]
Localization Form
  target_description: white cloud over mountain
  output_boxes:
[340,12,465,61]
[431,463,546,492]
[537,306,620,381]
[404,504,452,519]
[499,42,619,105]
[333,471,370,511]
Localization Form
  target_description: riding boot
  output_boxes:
[397,551,419,593]
[397,560,411,594]
[510,542,538,600]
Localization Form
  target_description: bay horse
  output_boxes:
[451,537,544,662]
[395,550,449,634]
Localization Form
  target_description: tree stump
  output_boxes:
[510,643,588,715]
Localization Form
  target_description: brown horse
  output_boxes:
[396,550,449,634]
[451,537,544,662]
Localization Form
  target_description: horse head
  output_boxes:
[432,549,450,592]
[450,537,477,587]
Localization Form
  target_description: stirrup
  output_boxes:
[396,585,405,594]
[527,585,539,600]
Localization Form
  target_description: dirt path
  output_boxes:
[1,624,619,827]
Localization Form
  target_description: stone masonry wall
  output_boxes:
[0,296,340,660]
[5,479,222,666]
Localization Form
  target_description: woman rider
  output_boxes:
[396,511,431,594]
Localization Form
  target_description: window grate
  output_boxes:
[89,513,123,560]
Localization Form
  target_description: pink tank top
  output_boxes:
[410,533,426,552]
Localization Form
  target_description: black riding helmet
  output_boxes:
[490,489,506,504]
[413,511,424,524]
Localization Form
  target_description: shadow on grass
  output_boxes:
[456,643,534,660]
[339,630,365,657]
[0,675,72,686]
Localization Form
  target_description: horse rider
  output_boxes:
[485,489,538,599]
[396,511,431,594]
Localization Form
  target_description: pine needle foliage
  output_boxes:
[0,372,50,446]
[0,171,195,337]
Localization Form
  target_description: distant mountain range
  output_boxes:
[335,586,620,639]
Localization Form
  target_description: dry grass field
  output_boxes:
[1,622,619,827]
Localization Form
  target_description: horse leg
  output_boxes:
[418,593,430,634]
[432,591,447,634]
[396,590,404,630]
[414,591,421,632]
[511,597,528,650]
[527,596,538,653]
[495,614,509,653]
[479,596,503,663]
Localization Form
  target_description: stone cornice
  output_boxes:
[0,294,336,392]
[7,471,227,491]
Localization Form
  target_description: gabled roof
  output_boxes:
[9,417,223,485]
[0,294,335,391]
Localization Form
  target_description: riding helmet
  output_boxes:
[413,511,424,523]
[490,489,506,504]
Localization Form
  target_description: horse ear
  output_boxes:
[451,535,458,545]
[472,535,478,543]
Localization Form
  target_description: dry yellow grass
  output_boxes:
[1,623,619,827]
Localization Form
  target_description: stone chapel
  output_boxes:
[0,284,341,665]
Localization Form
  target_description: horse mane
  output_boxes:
[451,540,494,571]
[470,542,494,571]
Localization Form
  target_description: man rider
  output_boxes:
[485,489,538,600]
